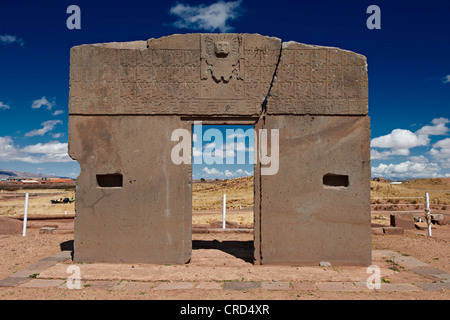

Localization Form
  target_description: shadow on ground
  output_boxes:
[192,240,254,263]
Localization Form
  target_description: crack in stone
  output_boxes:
[252,43,283,264]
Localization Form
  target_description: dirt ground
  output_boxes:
[0,215,449,300]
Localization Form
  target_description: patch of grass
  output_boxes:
[385,259,405,273]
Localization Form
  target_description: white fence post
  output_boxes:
[222,193,226,229]
[22,192,29,237]
[425,192,432,237]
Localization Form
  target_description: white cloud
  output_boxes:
[429,138,450,168]
[202,167,222,176]
[443,75,450,84]
[416,120,449,136]
[371,118,449,159]
[0,34,24,46]
[0,137,72,163]
[201,166,253,178]
[52,110,64,116]
[170,0,243,32]
[431,117,450,125]
[372,161,441,179]
[52,133,64,139]
[32,97,55,110]
[371,129,429,151]
[0,102,10,110]
[25,120,62,137]
[371,148,410,160]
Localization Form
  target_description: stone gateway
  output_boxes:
[68,33,371,265]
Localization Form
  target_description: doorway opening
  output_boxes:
[191,124,255,263]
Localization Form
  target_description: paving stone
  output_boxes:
[223,281,261,290]
[354,281,374,290]
[261,281,291,290]
[154,282,194,290]
[195,282,224,290]
[410,266,446,275]
[378,283,421,292]
[315,282,358,292]
[0,277,30,287]
[291,282,317,291]
[374,250,400,258]
[81,280,118,289]
[10,260,58,278]
[393,256,428,268]
[434,274,450,282]
[113,281,157,291]
[18,279,65,288]
[41,251,72,262]
[416,282,450,291]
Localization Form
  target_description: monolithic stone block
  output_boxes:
[69,116,192,264]
[258,115,371,265]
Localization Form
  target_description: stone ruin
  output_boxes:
[68,33,371,265]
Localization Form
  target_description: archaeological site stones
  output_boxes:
[68,33,371,265]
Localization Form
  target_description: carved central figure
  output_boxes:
[201,34,243,83]
[214,41,230,57]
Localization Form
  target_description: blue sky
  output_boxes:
[0,0,449,179]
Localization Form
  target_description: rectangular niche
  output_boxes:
[97,174,123,188]
[323,174,349,188]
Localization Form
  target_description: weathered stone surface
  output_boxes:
[267,41,368,115]
[69,116,192,264]
[69,33,281,116]
[258,115,371,265]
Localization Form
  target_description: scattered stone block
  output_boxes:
[371,227,384,235]
[40,227,56,234]
[383,227,403,235]
[319,262,331,267]
[390,213,415,230]
[431,214,446,225]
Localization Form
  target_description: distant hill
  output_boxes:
[0,169,60,180]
